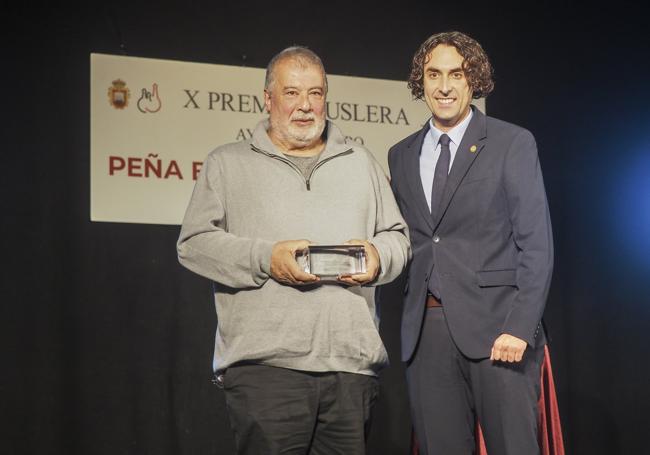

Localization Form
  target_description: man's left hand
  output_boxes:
[337,239,380,286]
[490,333,528,363]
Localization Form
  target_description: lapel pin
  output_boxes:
[470,145,477,153]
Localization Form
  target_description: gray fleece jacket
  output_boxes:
[177,119,410,376]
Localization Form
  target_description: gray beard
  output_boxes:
[271,117,325,148]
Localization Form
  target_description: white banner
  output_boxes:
[90,53,485,225]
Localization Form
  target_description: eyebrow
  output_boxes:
[426,66,464,73]
[282,85,324,91]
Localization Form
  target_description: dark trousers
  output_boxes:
[222,364,379,455]
[406,308,544,455]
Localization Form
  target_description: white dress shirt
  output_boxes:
[419,109,474,211]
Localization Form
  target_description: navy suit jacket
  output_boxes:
[388,107,553,362]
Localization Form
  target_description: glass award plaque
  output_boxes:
[296,245,367,278]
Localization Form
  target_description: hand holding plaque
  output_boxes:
[271,239,319,285]
[337,239,380,285]
[295,240,380,285]
[295,245,366,277]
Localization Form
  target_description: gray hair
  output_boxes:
[264,46,328,93]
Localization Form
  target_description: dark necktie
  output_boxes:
[430,133,451,221]
[428,133,451,298]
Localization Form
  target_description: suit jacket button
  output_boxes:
[433,235,440,243]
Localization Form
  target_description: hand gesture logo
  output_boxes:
[137,83,162,113]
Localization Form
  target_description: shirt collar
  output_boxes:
[427,107,474,147]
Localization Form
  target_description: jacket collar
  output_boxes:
[431,105,488,228]
[403,105,488,232]
[404,123,433,230]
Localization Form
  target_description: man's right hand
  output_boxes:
[270,239,319,285]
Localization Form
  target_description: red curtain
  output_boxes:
[413,346,565,455]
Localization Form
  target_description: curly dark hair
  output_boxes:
[408,31,494,100]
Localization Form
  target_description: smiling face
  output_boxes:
[422,44,473,132]
[264,58,326,154]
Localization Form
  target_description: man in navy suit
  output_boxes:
[388,31,553,454]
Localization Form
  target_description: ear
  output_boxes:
[263,90,272,114]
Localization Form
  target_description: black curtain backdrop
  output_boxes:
[3,2,650,454]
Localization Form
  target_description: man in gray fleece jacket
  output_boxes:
[177,46,410,454]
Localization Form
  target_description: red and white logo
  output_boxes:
[108,79,130,109]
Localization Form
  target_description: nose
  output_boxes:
[439,75,451,94]
[297,92,312,112]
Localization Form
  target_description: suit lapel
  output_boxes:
[432,108,488,229]
[404,124,434,232]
